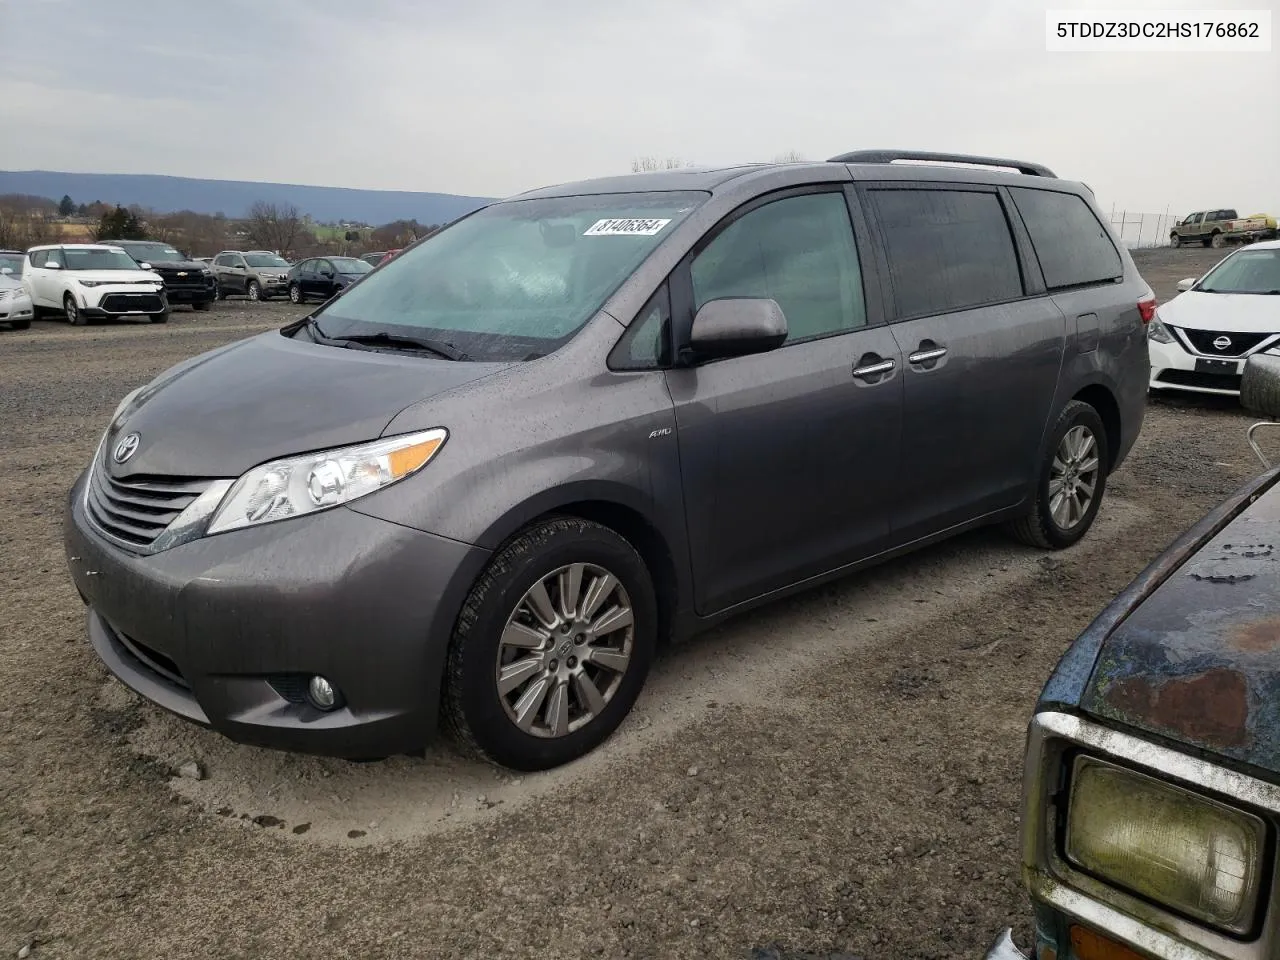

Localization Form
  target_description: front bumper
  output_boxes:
[1149,335,1247,396]
[0,295,33,321]
[81,287,169,317]
[259,278,289,296]
[163,284,216,305]
[64,471,491,758]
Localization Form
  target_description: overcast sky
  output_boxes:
[0,0,1276,215]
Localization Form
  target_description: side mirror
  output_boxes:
[1177,277,1198,292]
[1242,355,1280,420]
[44,261,61,270]
[139,262,152,271]
[689,298,788,361]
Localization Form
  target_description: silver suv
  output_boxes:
[211,250,292,301]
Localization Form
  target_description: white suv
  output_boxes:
[24,244,170,325]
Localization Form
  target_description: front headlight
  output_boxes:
[205,429,447,535]
[1147,316,1175,344]
[1065,756,1266,933]
[78,279,111,288]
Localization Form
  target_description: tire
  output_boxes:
[1201,236,1213,247]
[289,283,302,304]
[444,517,657,771]
[1211,231,1226,249]
[1240,354,1280,417]
[215,282,227,301]
[64,294,86,326]
[10,318,30,330]
[246,280,261,302]
[1005,400,1108,550]
[192,301,211,312]
[150,311,169,324]
[1170,233,1182,248]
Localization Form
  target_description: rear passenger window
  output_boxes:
[29,251,47,268]
[1012,188,1123,291]
[869,189,1023,319]
[691,192,867,344]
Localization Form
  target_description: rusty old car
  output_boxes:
[988,353,1280,960]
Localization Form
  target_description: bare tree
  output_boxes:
[631,156,694,173]
[245,201,302,257]
[773,150,806,163]
[0,207,57,250]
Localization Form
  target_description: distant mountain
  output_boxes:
[0,170,495,225]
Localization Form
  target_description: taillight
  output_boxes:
[1137,296,1157,325]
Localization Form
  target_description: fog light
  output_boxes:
[308,675,339,710]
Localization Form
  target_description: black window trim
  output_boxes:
[665,183,888,367]
[857,181,1045,324]
[1006,184,1125,294]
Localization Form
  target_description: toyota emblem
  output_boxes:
[113,433,140,464]
[1213,335,1232,351]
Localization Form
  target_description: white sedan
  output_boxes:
[0,271,33,330]
[1148,239,1280,396]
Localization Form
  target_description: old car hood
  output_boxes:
[105,330,508,479]
[1080,473,1280,778]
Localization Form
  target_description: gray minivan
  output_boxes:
[64,151,1151,770]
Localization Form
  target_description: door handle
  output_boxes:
[852,357,896,381]
[907,347,948,364]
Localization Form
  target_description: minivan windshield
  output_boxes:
[310,191,706,361]
[1197,249,1280,295]
[245,253,290,268]
[64,249,142,271]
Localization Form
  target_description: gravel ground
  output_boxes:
[0,248,1256,960]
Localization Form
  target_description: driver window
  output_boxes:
[690,192,867,345]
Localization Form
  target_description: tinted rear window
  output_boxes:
[869,188,1023,318]
[1011,188,1122,291]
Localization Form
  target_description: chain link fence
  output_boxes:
[1107,206,1180,249]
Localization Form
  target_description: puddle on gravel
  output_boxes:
[116,498,1147,846]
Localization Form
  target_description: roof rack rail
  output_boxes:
[829,150,1057,179]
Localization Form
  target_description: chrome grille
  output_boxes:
[86,465,214,549]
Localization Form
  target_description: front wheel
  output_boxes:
[1170,233,1182,248]
[246,280,261,302]
[1005,400,1108,550]
[64,293,86,326]
[215,282,227,301]
[288,283,302,304]
[444,517,657,771]
[192,301,211,312]
[150,311,169,324]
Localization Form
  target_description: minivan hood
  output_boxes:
[1160,291,1280,333]
[1080,474,1280,778]
[106,331,509,479]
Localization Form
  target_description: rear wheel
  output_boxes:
[1211,231,1226,248]
[64,293,86,326]
[444,517,657,771]
[1005,400,1108,550]
[192,301,211,312]
[246,280,261,302]
[289,283,302,304]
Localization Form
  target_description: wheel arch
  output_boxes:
[473,483,688,647]
[1073,382,1122,471]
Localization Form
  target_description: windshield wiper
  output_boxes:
[330,331,467,361]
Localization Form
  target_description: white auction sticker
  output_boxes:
[583,218,672,237]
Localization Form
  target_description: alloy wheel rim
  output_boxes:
[248,283,259,300]
[65,300,76,321]
[495,563,634,739]
[1049,425,1100,530]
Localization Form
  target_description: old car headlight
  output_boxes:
[1146,316,1175,344]
[205,429,447,535]
[1065,756,1267,933]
